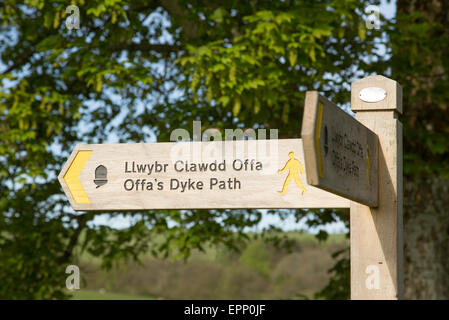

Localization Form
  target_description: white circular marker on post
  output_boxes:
[359,87,387,103]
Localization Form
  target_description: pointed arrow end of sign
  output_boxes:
[59,148,93,206]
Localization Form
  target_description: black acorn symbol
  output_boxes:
[94,165,108,188]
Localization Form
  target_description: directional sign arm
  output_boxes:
[301,91,379,207]
[58,140,350,211]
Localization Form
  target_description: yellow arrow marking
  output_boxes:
[315,102,324,178]
[64,150,92,204]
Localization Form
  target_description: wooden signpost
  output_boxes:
[59,75,403,300]
[300,77,403,299]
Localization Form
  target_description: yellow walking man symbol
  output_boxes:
[278,152,307,195]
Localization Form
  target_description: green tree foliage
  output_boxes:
[0,0,385,298]
[238,239,271,279]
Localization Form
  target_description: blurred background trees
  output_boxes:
[391,0,449,299]
[0,0,447,299]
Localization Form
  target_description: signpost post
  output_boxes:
[349,75,403,300]
[58,75,403,300]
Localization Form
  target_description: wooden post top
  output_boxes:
[351,75,402,114]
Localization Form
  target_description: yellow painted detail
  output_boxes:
[64,150,92,204]
[315,102,324,178]
[366,145,371,187]
[277,151,306,195]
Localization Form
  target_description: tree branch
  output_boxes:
[1,49,35,75]
[59,213,91,264]
[160,0,205,39]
